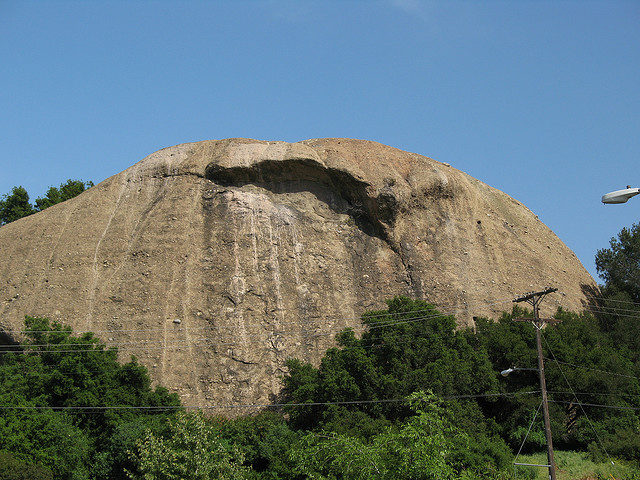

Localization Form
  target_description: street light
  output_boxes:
[500,367,538,377]
[601,186,640,204]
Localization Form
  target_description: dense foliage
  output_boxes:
[470,307,640,459]
[2,299,639,479]
[0,180,92,225]
[596,221,640,303]
[290,391,468,479]
[0,317,180,479]
[129,410,249,480]
[594,221,640,367]
[282,296,640,477]
[0,186,35,225]
[34,180,94,212]
[281,297,511,476]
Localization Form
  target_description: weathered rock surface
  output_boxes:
[0,138,596,407]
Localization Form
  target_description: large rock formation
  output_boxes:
[0,138,596,407]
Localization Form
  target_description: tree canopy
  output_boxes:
[593,221,640,363]
[596,221,640,303]
[0,180,92,225]
[282,296,640,474]
[129,411,249,480]
[1,298,639,479]
[281,297,512,475]
[0,317,180,479]
[290,391,465,480]
[0,186,35,225]
[34,179,94,211]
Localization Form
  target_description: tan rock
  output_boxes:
[0,138,596,408]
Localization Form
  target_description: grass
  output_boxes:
[512,451,640,480]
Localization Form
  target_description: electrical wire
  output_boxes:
[541,333,615,466]
[582,306,640,319]
[1,295,517,339]
[3,293,637,385]
[0,390,542,412]
[0,326,477,352]
[549,400,640,411]
[583,294,640,308]
[513,400,543,467]
[0,300,513,352]
[549,391,640,399]
[0,303,460,335]
[543,357,640,381]
[0,322,502,355]
[0,329,491,379]
[584,300,640,312]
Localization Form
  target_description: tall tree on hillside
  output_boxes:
[596,222,640,303]
[0,186,35,225]
[594,222,640,365]
[35,179,93,211]
[0,179,93,226]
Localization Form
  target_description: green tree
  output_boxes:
[0,452,53,480]
[128,411,249,480]
[544,309,640,458]
[472,307,640,462]
[91,417,170,480]
[282,297,498,431]
[0,186,35,225]
[35,179,93,211]
[215,411,301,478]
[0,180,93,225]
[290,391,467,480]
[593,222,640,364]
[596,221,640,303]
[281,297,512,474]
[0,317,181,479]
[14,317,180,440]
[467,308,543,452]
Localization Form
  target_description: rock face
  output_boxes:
[0,138,596,407]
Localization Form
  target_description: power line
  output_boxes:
[550,400,640,411]
[1,325,476,352]
[541,333,614,466]
[583,305,640,318]
[0,307,503,353]
[0,390,542,412]
[584,303,640,314]
[1,296,517,337]
[583,294,640,308]
[544,357,640,381]
[549,391,640,399]
[2,292,633,346]
[582,310,640,322]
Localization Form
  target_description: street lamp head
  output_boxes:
[500,367,538,377]
[602,187,640,204]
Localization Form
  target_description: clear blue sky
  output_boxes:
[1,0,638,281]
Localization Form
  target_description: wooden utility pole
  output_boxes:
[513,287,560,480]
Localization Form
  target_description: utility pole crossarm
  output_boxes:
[513,287,558,304]
[513,318,562,324]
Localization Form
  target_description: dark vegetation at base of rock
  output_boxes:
[1,291,639,479]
